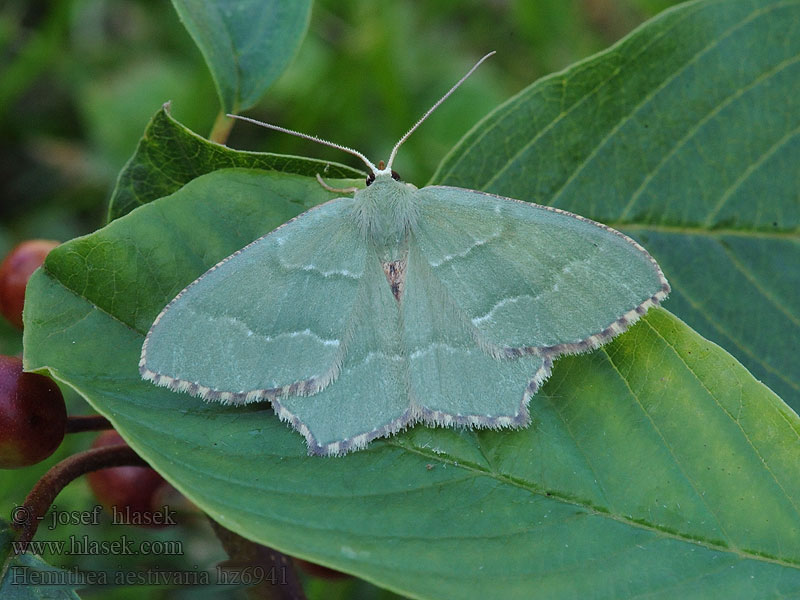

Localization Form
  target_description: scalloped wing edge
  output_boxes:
[142,279,665,456]
[272,356,554,456]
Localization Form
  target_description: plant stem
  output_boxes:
[11,445,146,550]
[209,110,235,145]
[65,414,112,434]
[210,519,307,600]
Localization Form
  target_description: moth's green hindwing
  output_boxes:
[403,241,551,427]
[274,251,409,455]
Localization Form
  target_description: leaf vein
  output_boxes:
[620,53,800,222]
[548,2,783,213]
[717,242,800,326]
[598,343,738,550]
[641,318,800,524]
[703,121,800,227]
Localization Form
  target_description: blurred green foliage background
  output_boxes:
[0,0,684,597]
[1,0,684,256]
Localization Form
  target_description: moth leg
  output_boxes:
[316,173,359,194]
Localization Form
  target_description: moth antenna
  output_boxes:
[227,114,380,174]
[386,51,496,171]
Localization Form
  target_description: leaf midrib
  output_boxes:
[408,314,800,568]
[388,441,799,569]
[616,224,799,239]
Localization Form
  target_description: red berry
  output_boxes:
[0,239,59,329]
[87,430,174,528]
[0,355,66,468]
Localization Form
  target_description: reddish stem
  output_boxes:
[11,444,146,550]
[65,414,112,434]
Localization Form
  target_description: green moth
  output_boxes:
[140,54,669,455]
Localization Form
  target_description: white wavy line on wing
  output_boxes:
[471,295,531,326]
[428,230,501,267]
[215,316,341,347]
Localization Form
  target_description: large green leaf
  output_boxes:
[107,105,363,222]
[171,0,312,113]
[433,0,800,409]
[23,169,800,599]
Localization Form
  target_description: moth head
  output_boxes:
[366,162,402,186]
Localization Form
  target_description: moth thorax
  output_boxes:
[353,178,419,248]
